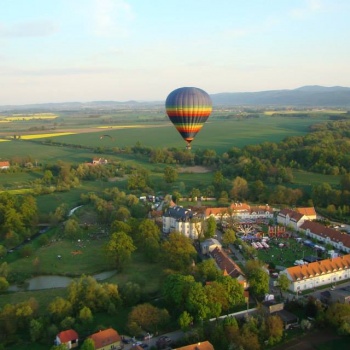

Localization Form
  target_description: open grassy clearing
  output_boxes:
[292,169,340,187]
[8,237,111,277]
[257,237,324,269]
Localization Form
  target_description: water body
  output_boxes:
[68,205,84,217]
[8,270,117,292]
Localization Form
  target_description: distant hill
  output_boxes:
[210,85,350,107]
[1,86,350,111]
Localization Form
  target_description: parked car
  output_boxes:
[156,335,172,349]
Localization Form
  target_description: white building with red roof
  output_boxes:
[281,254,350,292]
[55,329,79,349]
[0,161,10,170]
[276,208,306,230]
[300,220,350,254]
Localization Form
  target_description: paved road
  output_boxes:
[122,330,185,349]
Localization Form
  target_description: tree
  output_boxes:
[128,303,170,334]
[277,274,290,298]
[47,297,72,322]
[105,231,136,270]
[265,315,284,345]
[64,218,81,239]
[121,282,141,306]
[222,229,236,247]
[0,245,6,258]
[179,311,193,332]
[80,338,95,350]
[186,282,210,321]
[162,274,195,308]
[164,166,178,183]
[161,232,197,272]
[0,277,9,292]
[245,261,269,298]
[205,216,216,238]
[230,176,249,200]
[195,259,220,282]
[29,318,44,342]
[78,306,93,325]
[137,219,160,243]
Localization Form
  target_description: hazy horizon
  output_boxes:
[1,0,350,105]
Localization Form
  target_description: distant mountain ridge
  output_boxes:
[210,85,350,107]
[1,85,350,111]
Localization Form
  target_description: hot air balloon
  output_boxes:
[165,87,212,149]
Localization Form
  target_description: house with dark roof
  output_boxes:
[300,220,350,253]
[162,205,202,239]
[276,208,306,230]
[261,301,298,329]
[89,328,122,350]
[280,254,350,292]
[55,329,79,349]
[210,247,247,289]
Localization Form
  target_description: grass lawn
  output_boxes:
[8,236,111,278]
[257,236,326,269]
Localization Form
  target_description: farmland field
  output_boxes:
[0,114,330,156]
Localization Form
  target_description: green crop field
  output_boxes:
[0,114,330,158]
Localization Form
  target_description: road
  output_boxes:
[122,330,185,350]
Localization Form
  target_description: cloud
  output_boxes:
[92,0,134,37]
[290,0,323,19]
[0,20,58,38]
[0,66,116,77]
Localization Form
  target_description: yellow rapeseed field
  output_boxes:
[0,139,11,142]
[20,132,76,139]
[5,115,58,121]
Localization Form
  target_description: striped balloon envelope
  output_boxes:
[165,87,212,149]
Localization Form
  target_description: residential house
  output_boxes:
[89,328,122,350]
[280,254,350,292]
[210,247,248,289]
[276,208,306,230]
[0,161,10,170]
[204,203,273,222]
[175,341,215,350]
[200,238,222,255]
[299,220,350,253]
[162,205,202,239]
[262,300,298,329]
[55,329,79,349]
[92,157,108,165]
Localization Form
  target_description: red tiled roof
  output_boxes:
[57,329,78,343]
[0,161,10,167]
[175,341,215,350]
[210,247,245,279]
[90,328,121,349]
[300,221,350,248]
[286,254,350,282]
[296,207,316,217]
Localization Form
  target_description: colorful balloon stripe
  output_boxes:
[165,87,212,148]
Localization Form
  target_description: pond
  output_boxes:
[8,270,117,292]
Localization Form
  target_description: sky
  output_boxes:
[1,0,350,105]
